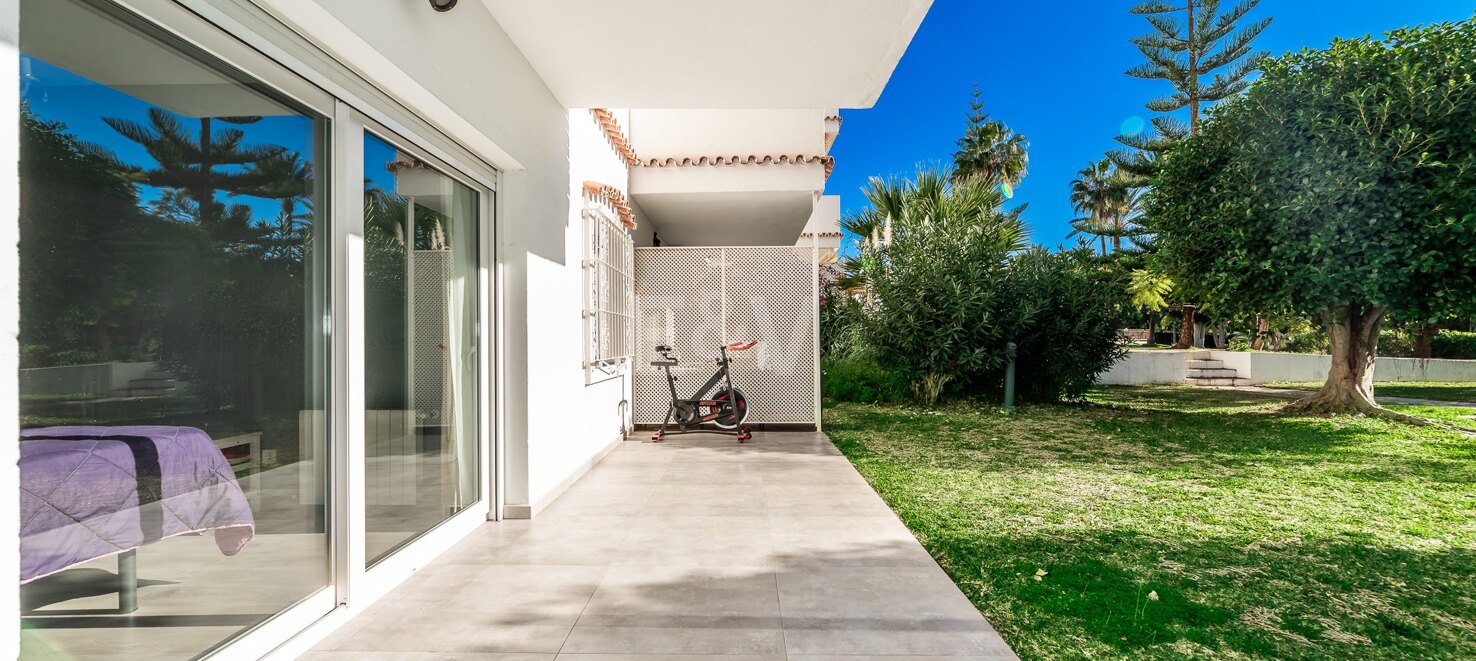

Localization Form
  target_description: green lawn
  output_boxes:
[826,386,1476,660]
[1265,381,1476,404]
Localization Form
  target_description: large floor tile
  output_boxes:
[301,653,554,660]
[616,516,774,567]
[440,516,639,566]
[561,566,784,655]
[777,566,1009,656]
[329,565,606,654]
[310,432,1014,659]
[641,483,771,517]
[769,515,935,568]
[762,482,899,518]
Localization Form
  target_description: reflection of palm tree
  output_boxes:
[104,108,285,236]
[240,153,313,259]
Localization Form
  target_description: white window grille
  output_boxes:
[582,203,635,382]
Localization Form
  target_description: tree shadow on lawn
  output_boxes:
[833,398,1475,486]
[929,528,1476,659]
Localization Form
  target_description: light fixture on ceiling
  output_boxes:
[429,0,457,12]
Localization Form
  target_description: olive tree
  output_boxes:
[1148,18,1476,415]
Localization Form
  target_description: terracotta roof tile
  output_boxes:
[590,109,639,167]
[582,180,637,230]
[638,154,835,179]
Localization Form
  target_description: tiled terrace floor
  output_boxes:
[305,431,1016,660]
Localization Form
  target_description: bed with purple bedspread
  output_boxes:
[19,425,255,583]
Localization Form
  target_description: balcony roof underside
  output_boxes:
[480,0,931,109]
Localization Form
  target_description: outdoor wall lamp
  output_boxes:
[429,0,457,12]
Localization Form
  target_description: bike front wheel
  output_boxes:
[711,388,748,429]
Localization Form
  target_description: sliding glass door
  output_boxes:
[14,1,497,657]
[16,0,332,658]
[361,131,481,566]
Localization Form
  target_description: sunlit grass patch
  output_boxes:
[827,386,1476,659]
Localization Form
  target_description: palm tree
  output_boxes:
[1068,158,1135,254]
[1127,268,1175,342]
[952,88,1028,187]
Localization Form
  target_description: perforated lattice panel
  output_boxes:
[634,246,818,424]
[411,250,450,423]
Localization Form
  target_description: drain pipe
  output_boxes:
[1003,342,1017,412]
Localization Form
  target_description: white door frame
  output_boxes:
[12,1,505,658]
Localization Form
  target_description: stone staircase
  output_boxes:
[1184,351,1251,386]
[113,369,179,398]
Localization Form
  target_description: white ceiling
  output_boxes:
[480,0,932,109]
[636,191,815,246]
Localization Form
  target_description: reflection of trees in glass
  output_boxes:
[240,153,314,261]
[18,108,177,367]
[27,103,318,446]
[98,107,313,427]
[103,108,287,245]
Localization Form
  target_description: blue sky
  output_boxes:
[824,0,1475,251]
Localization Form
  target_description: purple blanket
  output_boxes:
[19,426,255,583]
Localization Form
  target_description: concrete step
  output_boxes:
[1186,359,1225,369]
[1187,368,1240,378]
[1184,350,1212,360]
[1187,377,1252,387]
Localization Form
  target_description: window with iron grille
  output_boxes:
[582,204,634,382]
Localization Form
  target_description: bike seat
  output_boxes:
[650,359,677,366]
[726,341,757,351]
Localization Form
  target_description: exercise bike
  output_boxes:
[650,341,755,442]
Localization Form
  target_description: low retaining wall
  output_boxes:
[1098,350,1476,385]
[18,361,157,397]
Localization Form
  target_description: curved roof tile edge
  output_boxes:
[582,180,638,230]
[590,109,639,167]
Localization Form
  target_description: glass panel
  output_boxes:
[363,132,480,566]
[16,1,331,657]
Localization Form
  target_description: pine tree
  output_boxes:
[1113,0,1271,347]
[1113,0,1271,182]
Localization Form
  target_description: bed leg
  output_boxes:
[118,549,137,614]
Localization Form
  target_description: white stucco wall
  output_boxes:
[525,107,639,515]
[1,0,20,656]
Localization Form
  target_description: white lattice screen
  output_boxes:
[634,246,819,425]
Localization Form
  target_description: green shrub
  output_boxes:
[1378,328,1416,357]
[1000,247,1129,401]
[1284,327,1331,354]
[820,281,868,360]
[862,216,1126,402]
[1432,330,1476,359]
[822,356,908,403]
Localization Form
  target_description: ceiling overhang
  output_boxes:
[479,0,932,109]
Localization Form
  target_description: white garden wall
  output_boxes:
[1099,349,1476,385]
[1097,350,1198,384]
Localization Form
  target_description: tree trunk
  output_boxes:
[1147,310,1160,345]
[1251,314,1269,350]
[1283,305,1384,414]
[1173,304,1196,349]
[1415,324,1435,359]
